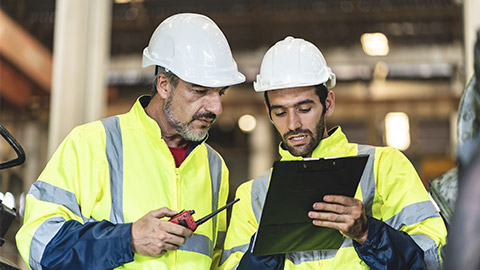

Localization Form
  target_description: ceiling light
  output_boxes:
[238,114,257,133]
[361,32,389,56]
[385,112,410,150]
[115,0,143,3]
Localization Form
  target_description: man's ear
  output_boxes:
[155,73,170,99]
[264,100,273,122]
[325,90,335,116]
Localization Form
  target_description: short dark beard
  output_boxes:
[282,111,326,157]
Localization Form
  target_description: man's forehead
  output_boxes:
[269,86,319,104]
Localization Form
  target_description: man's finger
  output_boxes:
[150,207,178,219]
[323,195,355,205]
[312,219,345,230]
[163,233,188,246]
[309,211,346,222]
[313,202,349,214]
[162,221,194,238]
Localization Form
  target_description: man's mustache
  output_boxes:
[192,111,217,122]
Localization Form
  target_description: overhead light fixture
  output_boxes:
[238,114,257,133]
[361,32,389,56]
[385,112,410,150]
[115,0,143,3]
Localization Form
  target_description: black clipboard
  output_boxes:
[252,155,369,256]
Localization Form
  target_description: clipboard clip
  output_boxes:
[303,156,338,161]
[301,156,339,169]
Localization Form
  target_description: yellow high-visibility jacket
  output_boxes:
[220,127,447,270]
[16,96,229,269]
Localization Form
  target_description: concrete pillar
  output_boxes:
[248,116,274,179]
[48,0,111,156]
[464,0,480,83]
[22,121,48,195]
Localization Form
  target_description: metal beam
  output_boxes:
[0,60,35,108]
[0,9,52,92]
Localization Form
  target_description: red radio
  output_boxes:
[169,198,239,231]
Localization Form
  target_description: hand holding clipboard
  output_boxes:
[252,155,369,256]
[309,194,368,244]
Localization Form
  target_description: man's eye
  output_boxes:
[194,89,206,94]
[274,111,286,117]
[299,108,311,113]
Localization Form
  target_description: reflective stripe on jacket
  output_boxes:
[219,127,446,270]
[16,96,229,269]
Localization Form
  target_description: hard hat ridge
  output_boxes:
[253,36,336,92]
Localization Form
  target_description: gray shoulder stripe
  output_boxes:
[220,243,249,265]
[215,231,226,250]
[287,250,324,265]
[410,234,441,269]
[286,238,353,264]
[384,200,441,230]
[205,143,223,252]
[251,169,271,224]
[29,181,85,221]
[101,116,125,224]
[357,144,376,217]
[179,233,213,258]
[29,216,65,269]
[410,234,438,251]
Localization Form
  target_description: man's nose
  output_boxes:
[205,92,223,116]
[287,112,302,131]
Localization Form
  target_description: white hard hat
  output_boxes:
[142,13,245,87]
[253,36,336,92]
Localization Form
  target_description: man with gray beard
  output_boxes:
[16,13,245,269]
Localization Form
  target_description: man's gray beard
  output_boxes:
[164,95,208,142]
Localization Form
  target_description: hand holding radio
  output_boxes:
[131,207,193,257]
[131,199,239,257]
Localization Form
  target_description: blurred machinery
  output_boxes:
[429,29,480,227]
[441,30,480,270]
[429,30,480,269]
[0,123,25,270]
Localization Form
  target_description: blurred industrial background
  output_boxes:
[0,0,479,268]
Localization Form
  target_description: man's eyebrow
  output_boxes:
[191,84,229,92]
[191,84,206,88]
[270,99,315,110]
[296,99,315,106]
[270,104,284,111]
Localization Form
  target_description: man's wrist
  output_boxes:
[354,230,368,245]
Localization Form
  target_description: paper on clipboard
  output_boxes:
[251,155,369,256]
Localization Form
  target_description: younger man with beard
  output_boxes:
[17,13,245,269]
[219,37,446,269]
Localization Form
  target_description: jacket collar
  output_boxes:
[132,95,164,139]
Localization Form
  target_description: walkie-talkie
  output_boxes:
[169,199,240,231]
